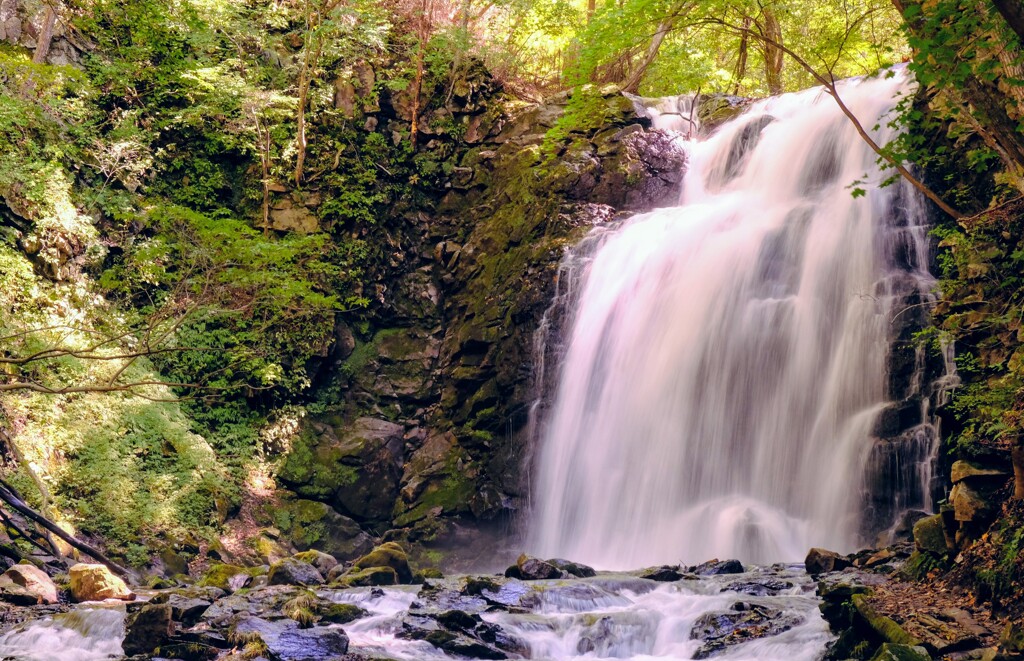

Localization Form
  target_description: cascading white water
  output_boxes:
[530,69,938,569]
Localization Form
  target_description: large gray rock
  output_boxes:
[267,558,324,587]
[231,616,349,661]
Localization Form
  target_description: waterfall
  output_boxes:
[529,69,943,569]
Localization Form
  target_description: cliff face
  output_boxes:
[273,76,687,567]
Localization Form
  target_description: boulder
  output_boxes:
[693,559,745,575]
[163,594,212,625]
[690,603,803,658]
[912,514,949,554]
[332,566,399,587]
[351,542,413,583]
[197,563,249,592]
[318,602,368,624]
[547,559,595,578]
[292,550,338,574]
[950,482,995,524]
[805,548,851,575]
[123,603,173,655]
[640,565,684,582]
[231,616,349,661]
[267,558,325,587]
[68,563,134,602]
[0,564,58,604]
[504,554,563,580]
[276,498,374,561]
[278,418,405,524]
[950,460,1008,483]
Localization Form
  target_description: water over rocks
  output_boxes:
[0,548,831,660]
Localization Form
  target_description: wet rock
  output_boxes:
[724,578,793,596]
[640,565,684,582]
[805,548,851,576]
[68,563,134,602]
[693,559,745,575]
[351,542,413,583]
[549,558,597,578]
[231,616,350,660]
[267,558,324,587]
[869,643,932,661]
[318,602,368,624]
[123,603,173,655]
[0,564,58,605]
[332,566,399,587]
[576,612,658,656]
[398,611,509,660]
[690,603,803,658]
[505,554,564,580]
[913,514,949,554]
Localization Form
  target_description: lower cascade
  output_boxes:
[530,69,943,569]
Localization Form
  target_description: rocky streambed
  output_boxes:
[0,547,831,661]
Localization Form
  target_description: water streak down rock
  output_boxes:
[530,70,945,568]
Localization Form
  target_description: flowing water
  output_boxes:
[0,606,125,660]
[530,69,941,569]
[335,567,831,661]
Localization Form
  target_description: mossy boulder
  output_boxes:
[271,496,374,561]
[912,514,948,555]
[197,564,249,591]
[278,417,404,525]
[350,542,413,584]
[332,566,399,587]
[318,602,368,624]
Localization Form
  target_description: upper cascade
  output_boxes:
[529,69,943,568]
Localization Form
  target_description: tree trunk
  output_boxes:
[622,19,673,93]
[32,6,57,65]
[760,8,784,95]
[734,17,751,94]
[893,0,1024,178]
[993,0,1024,44]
